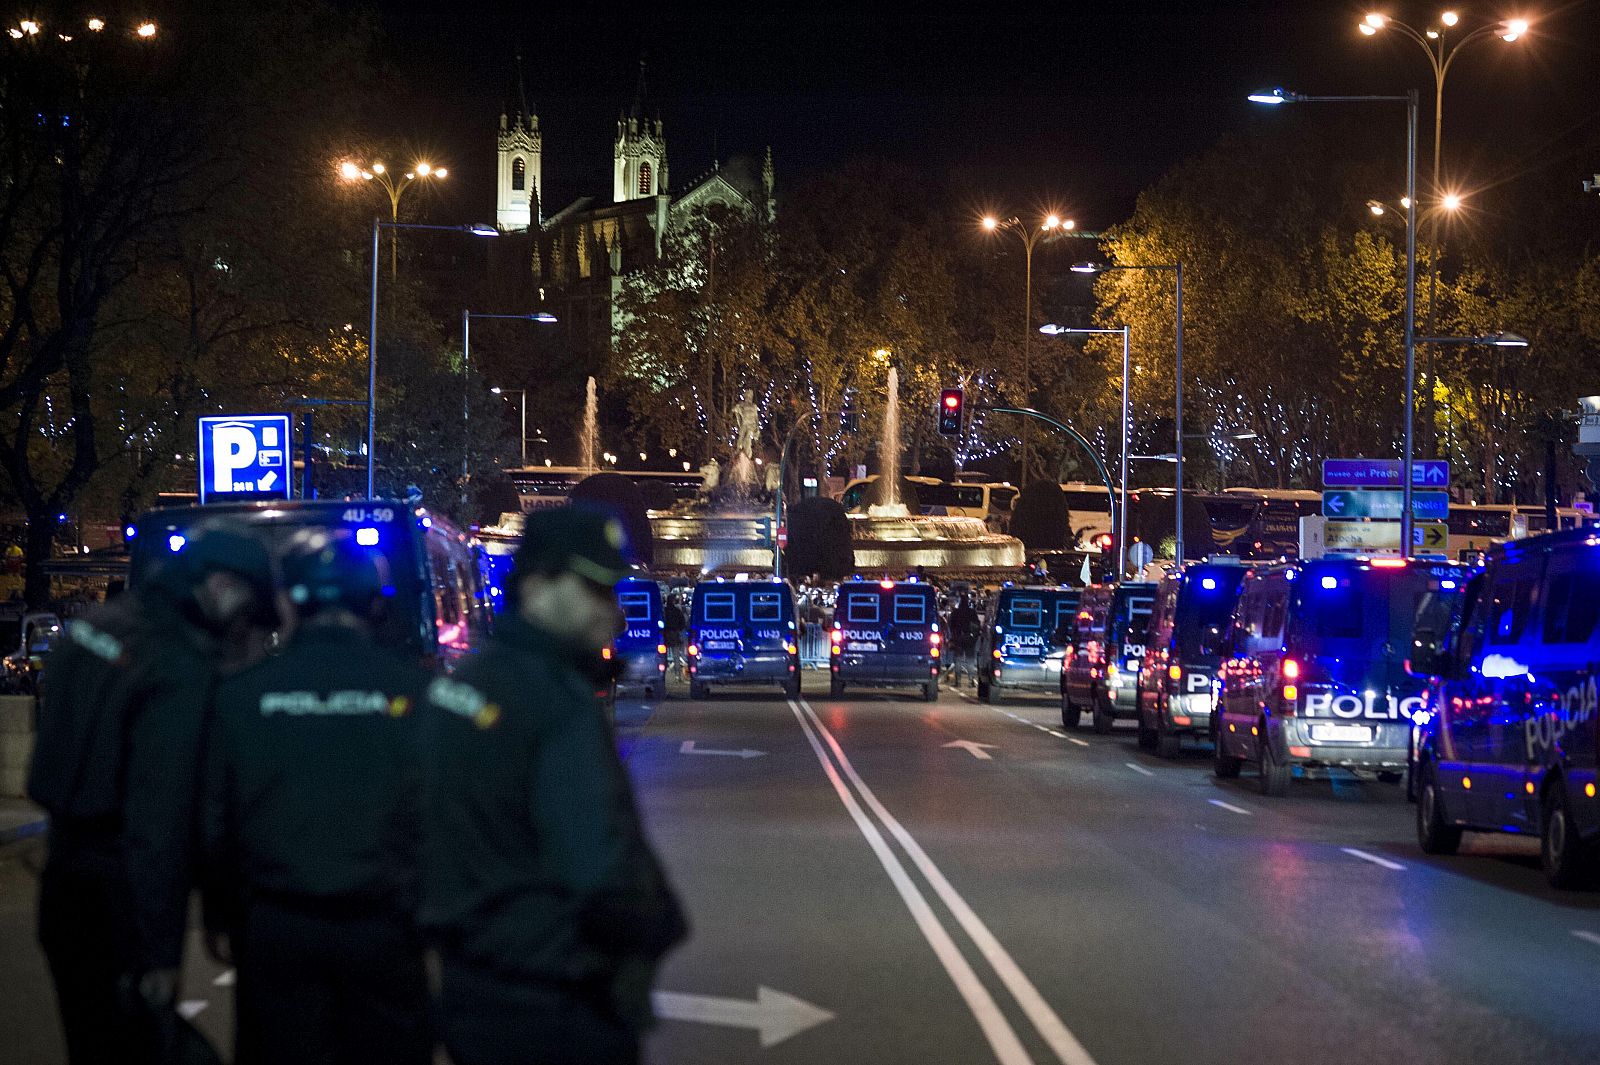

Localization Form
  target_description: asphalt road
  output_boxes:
[3,678,1599,1063]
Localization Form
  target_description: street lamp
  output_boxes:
[340,157,451,278]
[1251,85,1420,555]
[1040,323,1132,575]
[1072,260,1186,562]
[461,311,558,508]
[981,213,1076,485]
[365,220,497,498]
[490,388,531,467]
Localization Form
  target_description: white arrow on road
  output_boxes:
[679,740,767,759]
[652,987,834,1047]
[943,739,997,760]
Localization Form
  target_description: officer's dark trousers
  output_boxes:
[38,845,156,1065]
[439,957,639,1065]
[236,895,430,1065]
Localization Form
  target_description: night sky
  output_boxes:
[351,1,1599,230]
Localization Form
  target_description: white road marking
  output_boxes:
[1341,847,1406,871]
[213,969,235,987]
[1124,762,1155,777]
[652,987,834,1048]
[177,1000,207,1020]
[786,701,1036,1064]
[944,740,998,760]
[1570,930,1600,948]
[679,740,767,759]
[1045,730,1067,738]
[799,699,1101,1065]
[1208,800,1252,816]
[1066,738,1090,747]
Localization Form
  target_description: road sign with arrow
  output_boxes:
[1322,489,1448,521]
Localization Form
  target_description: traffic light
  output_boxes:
[937,388,964,436]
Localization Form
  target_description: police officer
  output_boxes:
[202,529,430,1065]
[28,523,278,1065]
[424,507,688,1065]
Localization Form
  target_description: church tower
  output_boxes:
[613,61,667,202]
[496,56,541,232]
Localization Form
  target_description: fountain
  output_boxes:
[580,376,598,472]
[647,369,1024,578]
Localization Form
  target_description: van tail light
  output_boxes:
[1280,659,1300,713]
[1168,664,1182,681]
[784,643,798,655]
[657,644,668,655]
[1282,659,1300,681]
[930,632,942,646]
[602,647,613,660]
[992,648,1003,659]
[930,647,940,658]
[688,644,699,657]
[830,629,842,644]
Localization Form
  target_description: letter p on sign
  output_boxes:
[212,424,258,493]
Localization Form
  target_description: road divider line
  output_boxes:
[1341,847,1405,871]
[1045,730,1067,738]
[1124,762,1155,777]
[1066,737,1090,747]
[800,698,1100,1065]
[1571,930,1600,948]
[786,701,1035,1065]
[1207,800,1252,816]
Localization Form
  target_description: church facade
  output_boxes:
[494,65,773,371]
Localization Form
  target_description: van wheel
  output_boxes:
[1136,721,1158,751]
[1061,696,1081,731]
[1213,728,1243,779]
[690,681,708,700]
[643,685,655,699]
[784,676,801,699]
[1155,728,1181,760]
[830,676,844,698]
[922,681,938,702]
[1092,694,1114,734]
[1415,765,1461,856]
[1541,783,1600,890]
[1256,726,1289,797]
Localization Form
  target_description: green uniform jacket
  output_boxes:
[28,590,216,971]
[202,622,428,921]
[421,614,686,1023]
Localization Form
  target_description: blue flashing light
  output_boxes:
[419,516,433,529]
[124,525,137,539]
[380,583,396,597]
[167,533,187,553]
[1321,575,1339,590]
[355,526,381,547]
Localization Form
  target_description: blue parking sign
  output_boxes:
[197,415,292,503]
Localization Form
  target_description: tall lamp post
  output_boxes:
[1250,86,1419,554]
[1072,261,1184,563]
[1041,323,1132,576]
[982,213,1075,485]
[366,220,498,498]
[461,311,557,508]
[340,158,449,279]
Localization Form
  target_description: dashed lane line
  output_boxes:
[1124,762,1155,777]
[1571,930,1600,948]
[1207,799,1252,816]
[1066,737,1090,747]
[1341,847,1406,871]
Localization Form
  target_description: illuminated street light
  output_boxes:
[87,18,104,31]
[136,21,156,38]
[340,155,452,277]
[19,20,40,35]
[1441,192,1462,210]
[1441,10,1459,27]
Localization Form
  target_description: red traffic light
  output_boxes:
[937,388,964,436]
[943,393,960,408]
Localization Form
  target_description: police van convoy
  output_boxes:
[1062,581,1156,732]
[1135,560,1247,758]
[828,578,942,701]
[130,500,498,669]
[975,585,1081,704]
[1410,528,1600,888]
[1213,557,1468,796]
[686,578,802,699]
[612,576,668,698]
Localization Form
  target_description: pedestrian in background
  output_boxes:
[663,590,687,681]
[949,593,980,689]
[28,525,278,1065]
[202,529,431,1065]
[424,507,687,1065]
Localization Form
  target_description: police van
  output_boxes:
[612,576,667,699]
[976,586,1081,705]
[686,578,801,699]
[129,500,496,670]
[1136,560,1247,757]
[1062,581,1156,732]
[1214,557,1468,796]
[828,578,941,701]
[1411,528,1600,888]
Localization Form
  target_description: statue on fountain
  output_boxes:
[732,390,761,462]
[698,458,721,494]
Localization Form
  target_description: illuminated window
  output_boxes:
[638,161,652,196]
[511,157,526,191]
